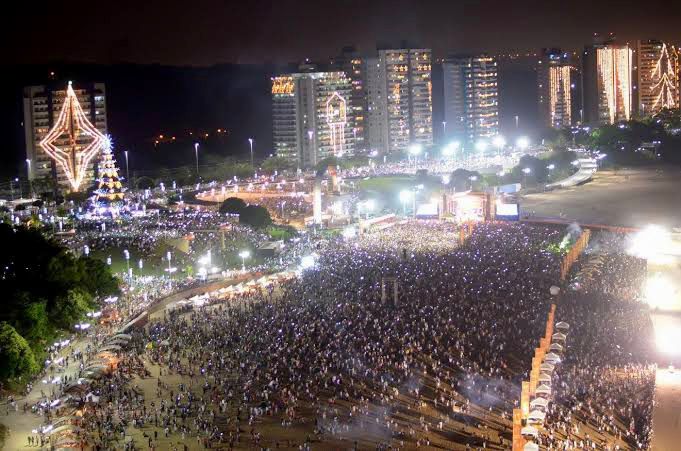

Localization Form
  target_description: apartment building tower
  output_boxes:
[365,47,433,154]
[272,67,356,169]
[443,54,499,145]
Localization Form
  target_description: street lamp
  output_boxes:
[522,167,532,174]
[123,249,130,276]
[194,143,199,176]
[442,141,459,158]
[124,150,130,185]
[83,245,90,257]
[399,190,415,216]
[239,250,250,272]
[408,143,422,165]
[26,159,33,198]
[248,138,254,169]
[547,164,555,170]
[469,175,478,190]
[492,136,505,152]
[516,136,530,150]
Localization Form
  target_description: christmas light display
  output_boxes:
[93,135,125,202]
[39,82,107,191]
[326,91,347,157]
[597,47,632,123]
[650,43,678,111]
[549,66,572,127]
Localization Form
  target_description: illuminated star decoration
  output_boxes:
[39,81,107,191]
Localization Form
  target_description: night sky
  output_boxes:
[5,0,681,66]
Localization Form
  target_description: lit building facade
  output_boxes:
[636,40,679,116]
[443,55,499,146]
[272,69,355,169]
[537,49,575,128]
[23,82,107,191]
[582,36,633,124]
[331,46,367,152]
[365,47,433,154]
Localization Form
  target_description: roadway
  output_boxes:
[520,167,681,229]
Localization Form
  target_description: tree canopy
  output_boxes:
[219,197,247,215]
[239,205,272,228]
[0,224,119,382]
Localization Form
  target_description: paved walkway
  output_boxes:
[651,367,681,451]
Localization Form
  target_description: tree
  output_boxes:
[220,197,247,215]
[261,156,294,174]
[239,205,272,228]
[80,257,119,297]
[49,288,93,330]
[0,322,39,380]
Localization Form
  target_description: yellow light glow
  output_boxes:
[646,274,678,310]
[651,313,681,355]
[629,225,676,264]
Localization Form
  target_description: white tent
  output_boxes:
[540,362,555,373]
[552,332,567,341]
[520,425,538,437]
[527,409,546,424]
[524,442,539,451]
[556,321,570,330]
[544,353,561,364]
[536,384,552,395]
[538,373,552,384]
[549,343,563,352]
[530,397,549,409]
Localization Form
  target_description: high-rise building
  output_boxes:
[537,49,576,128]
[582,35,633,124]
[365,47,433,154]
[443,54,499,146]
[636,40,679,116]
[331,46,367,153]
[23,82,107,191]
[272,67,355,169]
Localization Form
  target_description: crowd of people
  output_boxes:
[7,220,663,450]
[119,222,564,449]
[540,233,656,449]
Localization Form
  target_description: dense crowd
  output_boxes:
[541,233,655,449]
[129,222,563,448]
[11,222,663,450]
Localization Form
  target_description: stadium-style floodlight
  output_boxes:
[475,140,488,152]
[492,135,506,149]
[408,143,423,155]
[442,141,460,157]
[516,136,530,150]
[239,250,250,272]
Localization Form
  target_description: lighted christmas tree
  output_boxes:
[94,135,125,202]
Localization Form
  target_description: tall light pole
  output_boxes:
[239,250,250,272]
[124,150,130,185]
[26,159,33,198]
[248,138,254,169]
[194,143,199,177]
[442,121,447,139]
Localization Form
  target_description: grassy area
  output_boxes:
[357,175,416,194]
